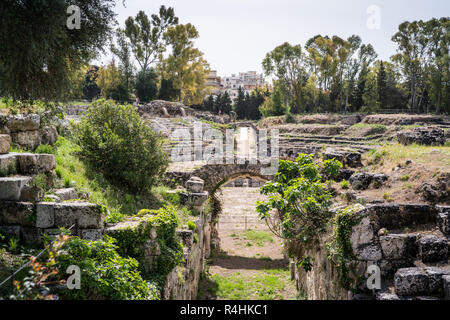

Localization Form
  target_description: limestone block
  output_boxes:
[36,203,55,228]
[11,130,41,149]
[54,202,104,229]
[425,267,450,296]
[17,153,56,174]
[417,235,448,263]
[185,177,204,193]
[20,185,44,202]
[39,125,58,145]
[6,114,40,132]
[54,188,77,201]
[350,216,382,261]
[395,267,429,296]
[181,191,209,207]
[0,176,32,201]
[380,234,416,260]
[0,201,35,226]
[0,153,18,176]
[0,134,11,154]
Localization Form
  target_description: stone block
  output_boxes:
[36,203,55,228]
[10,130,41,149]
[6,114,40,132]
[20,185,44,202]
[0,225,21,238]
[21,227,42,244]
[17,153,56,174]
[417,235,448,263]
[0,153,18,176]
[380,234,416,260]
[0,176,32,201]
[350,216,382,261]
[39,125,58,145]
[54,202,104,229]
[185,177,204,193]
[437,210,450,235]
[425,267,450,296]
[0,134,11,154]
[394,267,429,296]
[0,201,36,226]
[54,188,77,201]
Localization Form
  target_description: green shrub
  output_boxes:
[56,236,159,300]
[322,158,343,180]
[187,220,197,231]
[34,144,56,155]
[75,99,168,194]
[340,179,349,189]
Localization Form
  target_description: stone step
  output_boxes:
[0,134,11,154]
[394,266,450,297]
[0,152,56,176]
[0,176,32,201]
[417,235,448,263]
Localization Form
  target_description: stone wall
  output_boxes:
[293,203,450,300]
[0,114,58,150]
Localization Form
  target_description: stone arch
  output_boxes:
[184,161,274,254]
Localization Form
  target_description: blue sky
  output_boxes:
[101,0,450,76]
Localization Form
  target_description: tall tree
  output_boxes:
[262,42,306,113]
[110,29,134,99]
[0,0,117,101]
[392,20,430,113]
[234,86,247,119]
[162,23,210,105]
[124,7,178,73]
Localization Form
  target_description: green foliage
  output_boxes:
[0,0,116,101]
[56,235,159,300]
[322,158,343,180]
[135,69,158,103]
[34,144,56,155]
[75,99,168,194]
[187,220,197,231]
[296,256,314,272]
[326,204,364,289]
[340,179,350,189]
[109,205,184,288]
[256,154,332,243]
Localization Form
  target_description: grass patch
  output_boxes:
[232,229,274,247]
[207,268,292,300]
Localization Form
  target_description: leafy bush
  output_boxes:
[75,99,168,194]
[56,235,159,300]
[34,144,56,155]
[187,220,197,231]
[322,158,343,180]
[256,154,333,242]
[340,179,349,189]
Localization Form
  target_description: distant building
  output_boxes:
[206,70,268,101]
[206,70,222,95]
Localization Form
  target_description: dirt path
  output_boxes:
[197,187,297,300]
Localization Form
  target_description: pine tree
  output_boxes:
[377,61,388,109]
[234,87,247,119]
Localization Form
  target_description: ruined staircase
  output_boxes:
[0,131,105,244]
